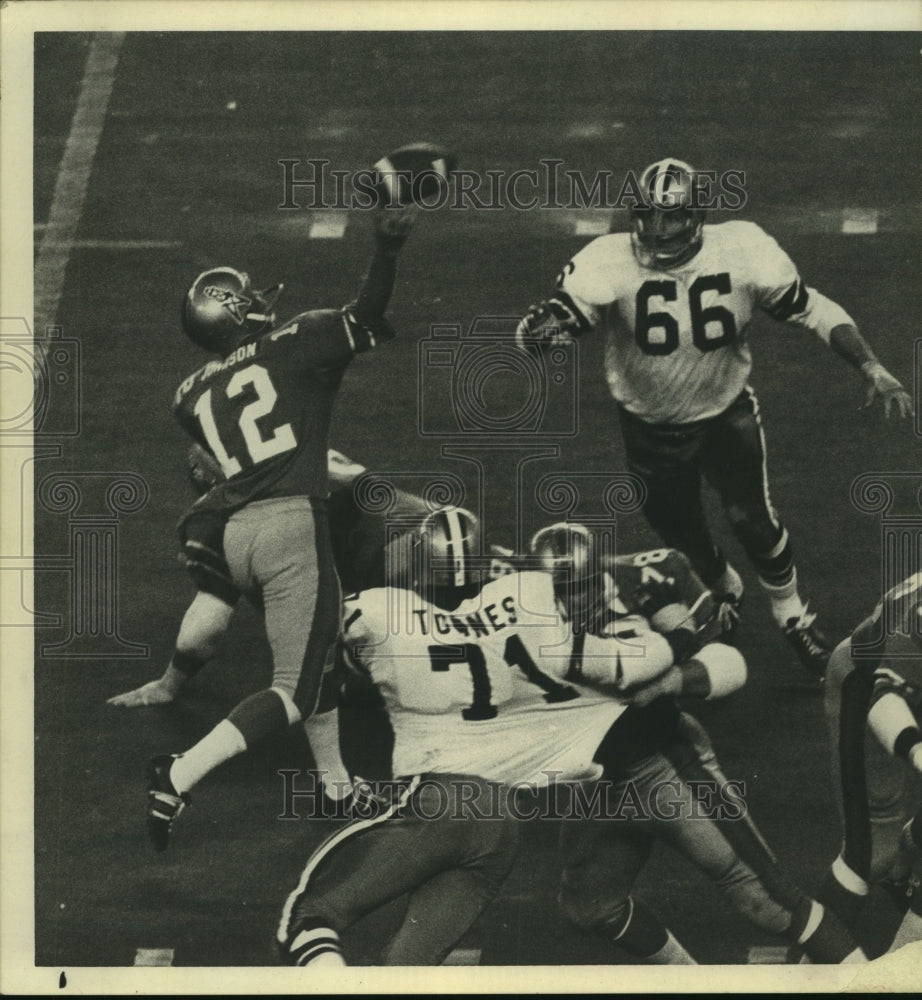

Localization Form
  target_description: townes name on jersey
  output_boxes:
[412,595,519,638]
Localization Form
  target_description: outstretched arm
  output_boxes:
[828,323,914,419]
[625,643,748,709]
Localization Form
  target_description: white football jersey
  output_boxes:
[342,571,668,787]
[559,221,853,424]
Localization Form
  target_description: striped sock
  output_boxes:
[285,926,346,966]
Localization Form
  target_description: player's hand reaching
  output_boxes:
[373,204,418,254]
[107,679,177,708]
[862,362,914,419]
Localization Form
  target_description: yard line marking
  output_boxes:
[574,212,613,236]
[34,32,125,340]
[442,948,482,965]
[841,208,879,234]
[38,240,181,251]
[308,213,349,239]
[133,947,174,966]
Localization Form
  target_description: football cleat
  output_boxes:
[146,754,190,852]
[783,608,832,676]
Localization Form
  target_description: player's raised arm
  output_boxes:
[346,204,418,337]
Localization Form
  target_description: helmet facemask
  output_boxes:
[530,522,611,634]
[630,158,706,269]
[181,267,284,353]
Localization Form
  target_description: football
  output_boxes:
[371,142,458,207]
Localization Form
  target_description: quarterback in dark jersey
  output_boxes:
[818,574,922,952]
[144,204,417,852]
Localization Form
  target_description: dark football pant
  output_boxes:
[558,714,826,949]
[618,386,793,591]
[278,773,519,965]
[224,497,341,718]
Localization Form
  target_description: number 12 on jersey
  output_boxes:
[193,363,297,476]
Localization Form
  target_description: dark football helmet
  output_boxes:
[180,267,283,352]
[629,158,706,269]
[529,521,610,632]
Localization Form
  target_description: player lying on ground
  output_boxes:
[818,573,922,952]
[517,157,913,677]
[142,202,417,851]
[276,510,863,965]
[529,522,866,965]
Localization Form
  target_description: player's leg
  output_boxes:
[556,781,695,964]
[255,497,349,799]
[380,776,519,965]
[657,713,864,962]
[147,499,343,850]
[887,810,922,952]
[617,406,735,595]
[110,507,240,708]
[280,774,517,967]
[817,642,873,927]
[701,385,830,673]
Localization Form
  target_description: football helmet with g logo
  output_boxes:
[629,158,706,270]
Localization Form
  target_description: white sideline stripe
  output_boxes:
[443,948,482,966]
[34,32,125,338]
[309,213,348,239]
[747,945,790,964]
[841,208,879,234]
[133,948,174,966]
[37,240,181,250]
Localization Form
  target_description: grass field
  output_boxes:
[29,28,921,974]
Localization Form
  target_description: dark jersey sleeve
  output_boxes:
[264,306,394,372]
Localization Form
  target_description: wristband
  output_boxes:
[693,644,747,700]
[860,359,886,379]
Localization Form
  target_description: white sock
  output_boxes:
[303,708,352,798]
[646,931,697,965]
[888,910,922,953]
[170,719,248,795]
[761,570,807,626]
[309,950,347,967]
[712,563,744,602]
